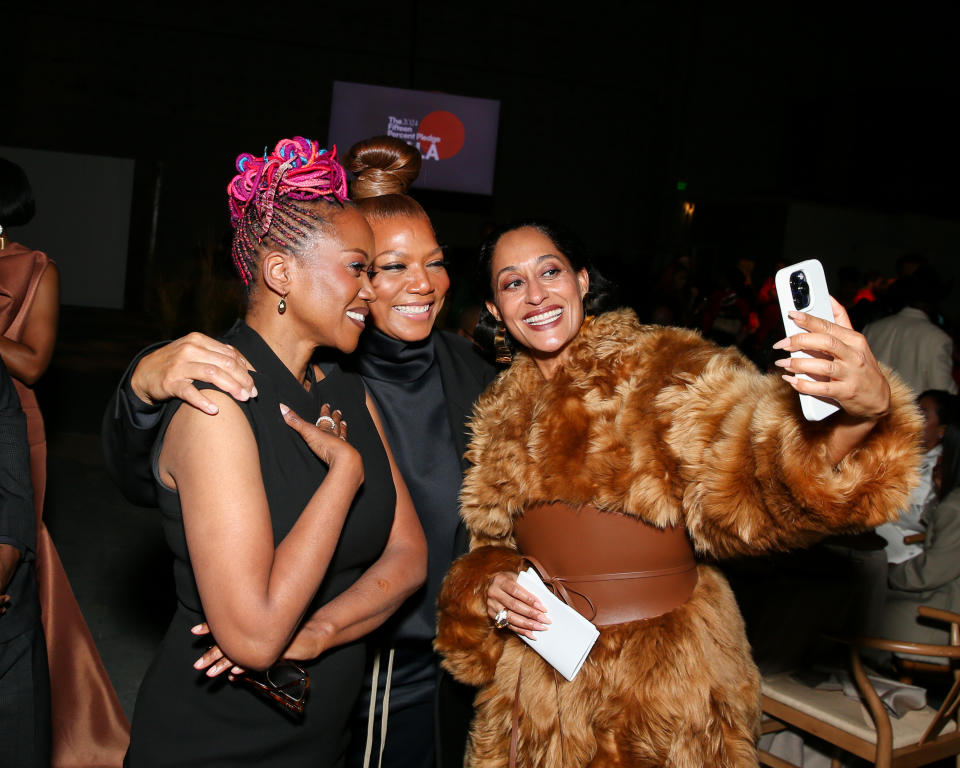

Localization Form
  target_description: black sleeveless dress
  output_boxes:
[125,321,396,768]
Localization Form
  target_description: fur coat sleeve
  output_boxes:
[435,309,922,685]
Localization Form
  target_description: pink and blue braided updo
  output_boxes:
[227,137,349,287]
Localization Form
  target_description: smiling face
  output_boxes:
[485,226,588,378]
[367,215,449,342]
[290,205,377,354]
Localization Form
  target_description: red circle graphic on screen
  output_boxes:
[417,111,465,160]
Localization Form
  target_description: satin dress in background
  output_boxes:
[1,241,130,767]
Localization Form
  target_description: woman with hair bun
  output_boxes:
[103,136,494,768]
[122,137,426,768]
[341,136,495,768]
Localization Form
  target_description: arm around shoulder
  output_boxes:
[101,341,169,508]
[101,331,257,507]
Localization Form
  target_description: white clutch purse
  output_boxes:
[515,567,600,681]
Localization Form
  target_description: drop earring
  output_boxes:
[278,293,287,315]
[494,321,512,364]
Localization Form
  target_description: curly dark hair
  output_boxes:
[473,219,618,361]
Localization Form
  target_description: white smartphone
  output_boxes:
[774,259,840,421]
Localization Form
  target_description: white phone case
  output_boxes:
[774,259,840,421]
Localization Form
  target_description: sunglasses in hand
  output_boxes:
[235,660,310,717]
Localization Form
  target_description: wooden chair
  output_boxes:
[758,606,960,768]
[894,536,942,685]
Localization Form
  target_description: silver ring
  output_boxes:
[316,415,337,429]
[493,608,509,630]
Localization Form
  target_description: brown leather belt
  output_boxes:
[513,502,698,626]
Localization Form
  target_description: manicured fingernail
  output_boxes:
[193,660,204,669]
[205,403,219,414]
[231,666,243,675]
[782,374,798,385]
[239,388,250,400]
[774,358,790,368]
[250,386,258,398]
[279,403,290,415]
[772,338,790,350]
[190,624,203,633]
[788,310,803,320]
[539,614,551,624]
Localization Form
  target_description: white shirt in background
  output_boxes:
[876,443,942,564]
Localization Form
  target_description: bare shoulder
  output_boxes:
[159,390,258,488]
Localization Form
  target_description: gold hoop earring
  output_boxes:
[494,322,512,364]
[277,294,287,315]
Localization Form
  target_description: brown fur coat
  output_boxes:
[435,310,922,768]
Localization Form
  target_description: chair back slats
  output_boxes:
[759,606,960,767]
[918,609,960,746]
[919,676,960,745]
[849,646,893,768]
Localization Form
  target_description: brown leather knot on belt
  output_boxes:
[513,502,698,626]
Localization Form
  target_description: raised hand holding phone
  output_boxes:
[771,261,891,456]
[774,259,841,421]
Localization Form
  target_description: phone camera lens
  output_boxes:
[790,270,810,310]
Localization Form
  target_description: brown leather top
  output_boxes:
[513,502,698,626]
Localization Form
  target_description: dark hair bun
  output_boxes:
[346,136,422,199]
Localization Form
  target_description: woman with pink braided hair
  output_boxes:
[104,137,492,768]
[123,137,426,768]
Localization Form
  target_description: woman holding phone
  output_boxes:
[433,221,923,767]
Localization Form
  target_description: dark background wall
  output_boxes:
[3,2,958,320]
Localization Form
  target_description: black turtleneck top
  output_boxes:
[352,328,464,643]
